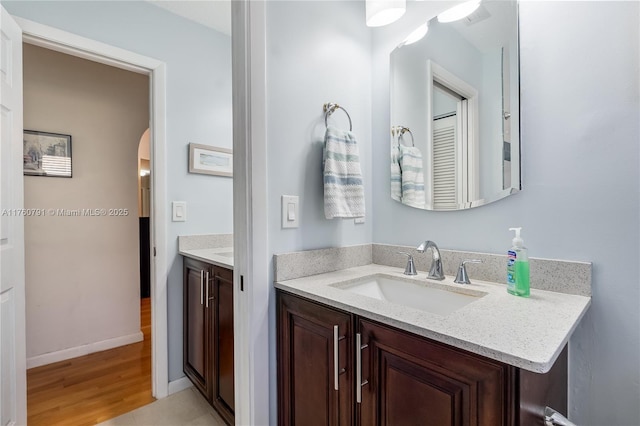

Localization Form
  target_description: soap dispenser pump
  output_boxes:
[507,227,530,297]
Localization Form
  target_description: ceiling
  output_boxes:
[449,1,516,53]
[146,0,231,36]
[144,1,511,49]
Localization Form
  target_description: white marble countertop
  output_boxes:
[179,247,234,269]
[275,264,591,373]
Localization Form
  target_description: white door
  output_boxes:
[0,6,26,426]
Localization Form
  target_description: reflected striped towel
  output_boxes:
[391,146,402,202]
[323,125,365,219]
[399,145,425,209]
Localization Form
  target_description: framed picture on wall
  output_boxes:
[188,143,232,177]
[23,130,72,178]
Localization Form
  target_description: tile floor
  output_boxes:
[97,387,227,426]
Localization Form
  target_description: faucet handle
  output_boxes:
[454,259,483,284]
[397,252,418,276]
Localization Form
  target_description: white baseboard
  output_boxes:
[168,376,193,395]
[26,331,144,369]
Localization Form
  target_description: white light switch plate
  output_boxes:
[282,195,299,228]
[172,201,187,222]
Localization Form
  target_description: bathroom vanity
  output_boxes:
[274,245,591,426]
[180,235,234,425]
[278,290,566,425]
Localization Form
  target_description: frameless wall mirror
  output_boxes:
[390,0,520,211]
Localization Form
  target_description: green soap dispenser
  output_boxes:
[507,227,530,297]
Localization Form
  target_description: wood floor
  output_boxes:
[27,298,155,426]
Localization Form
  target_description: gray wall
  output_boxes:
[3,0,233,382]
[264,1,372,423]
[266,1,373,255]
[372,1,639,425]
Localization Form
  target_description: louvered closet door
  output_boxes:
[432,115,457,210]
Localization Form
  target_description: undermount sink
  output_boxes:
[333,275,485,316]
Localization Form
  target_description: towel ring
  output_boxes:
[324,103,353,131]
[392,126,414,147]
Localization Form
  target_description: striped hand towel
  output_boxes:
[323,125,365,219]
[398,145,426,209]
[390,146,402,202]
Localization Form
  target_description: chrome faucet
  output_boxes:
[454,259,483,284]
[416,240,445,280]
[397,252,417,276]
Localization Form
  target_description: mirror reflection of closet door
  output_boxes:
[431,82,460,209]
[431,91,471,209]
[432,115,457,210]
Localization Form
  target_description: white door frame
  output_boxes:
[426,59,480,205]
[1,6,26,424]
[231,1,270,424]
[14,17,170,399]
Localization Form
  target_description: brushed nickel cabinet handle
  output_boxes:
[356,333,368,403]
[200,270,204,305]
[205,271,210,308]
[334,325,339,390]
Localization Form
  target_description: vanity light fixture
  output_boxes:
[437,0,481,23]
[402,22,428,46]
[140,169,150,177]
[366,0,406,27]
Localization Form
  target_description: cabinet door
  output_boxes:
[278,291,354,426]
[358,319,515,426]
[183,258,212,399]
[212,266,235,424]
[519,346,567,426]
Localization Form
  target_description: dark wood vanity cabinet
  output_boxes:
[183,257,234,425]
[212,266,235,424]
[184,258,211,398]
[277,291,354,426]
[277,290,567,426]
[358,319,515,426]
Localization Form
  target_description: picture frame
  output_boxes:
[23,130,72,178]
[188,143,233,177]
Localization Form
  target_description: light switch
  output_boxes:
[172,201,187,222]
[282,195,299,228]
